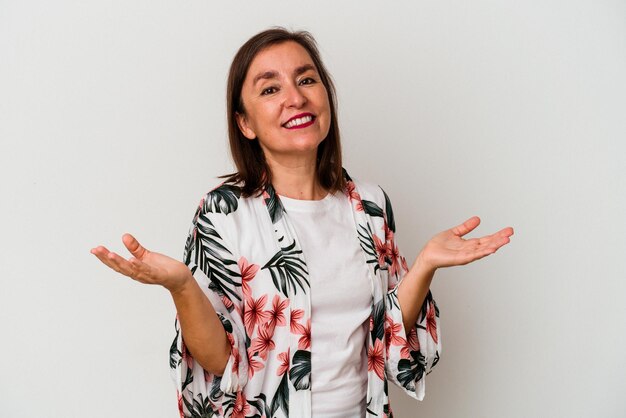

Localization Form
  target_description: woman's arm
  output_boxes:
[169,275,230,376]
[397,256,436,332]
[91,234,230,375]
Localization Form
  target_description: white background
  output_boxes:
[1,1,625,417]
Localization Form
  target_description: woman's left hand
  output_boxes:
[416,216,514,272]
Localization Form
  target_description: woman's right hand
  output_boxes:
[91,233,192,294]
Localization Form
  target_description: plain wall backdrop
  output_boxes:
[1,1,625,417]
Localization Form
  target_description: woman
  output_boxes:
[91,28,513,418]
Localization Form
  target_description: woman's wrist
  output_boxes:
[166,271,194,296]
[414,251,437,276]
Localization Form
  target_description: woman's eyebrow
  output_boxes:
[294,64,316,76]
[252,64,317,86]
[252,71,278,86]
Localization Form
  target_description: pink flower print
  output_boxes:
[244,294,271,336]
[238,256,260,298]
[400,255,409,274]
[246,347,265,379]
[383,219,394,243]
[177,391,184,418]
[297,319,311,350]
[266,295,288,335]
[426,301,438,344]
[407,326,419,351]
[181,341,193,369]
[384,315,407,358]
[231,345,241,374]
[276,348,290,376]
[345,181,364,211]
[387,241,402,279]
[231,390,250,418]
[345,181,359,200]
[368,339,385,380]
[250,324,275,360]
[373,234,390,268]
[290,308,306,334]
[221,294,233,311]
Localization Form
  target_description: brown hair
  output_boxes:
[219,27,345,197]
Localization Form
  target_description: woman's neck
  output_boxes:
[264,154,327,200]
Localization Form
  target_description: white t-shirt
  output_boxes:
[279,190,372,418]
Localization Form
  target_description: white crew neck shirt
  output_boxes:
[278,190,372,418]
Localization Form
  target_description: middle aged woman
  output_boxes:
[91,28,514,418]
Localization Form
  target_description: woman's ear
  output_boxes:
[235,112,257,140]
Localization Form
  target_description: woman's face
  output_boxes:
[236,41,331,164]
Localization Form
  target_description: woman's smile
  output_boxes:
[283,112,316,129]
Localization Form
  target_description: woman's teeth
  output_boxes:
[284,115,313,128]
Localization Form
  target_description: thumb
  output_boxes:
[450,216,481,237]
[122,233,148,259]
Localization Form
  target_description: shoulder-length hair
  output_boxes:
[219,27,345,198]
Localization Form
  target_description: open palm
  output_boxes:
[91,233,191,293]
[419,216,514,271]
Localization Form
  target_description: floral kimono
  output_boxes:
[170,168,441,418]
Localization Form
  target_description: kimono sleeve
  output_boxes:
[170,200,248,417]
[380,187,442,401]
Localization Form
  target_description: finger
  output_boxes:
[92,246,148,282]
[106,251,137,276]
[458,246,498,264]
[122,233,148,259]
[91,246,121,272]
[450,216,481,237]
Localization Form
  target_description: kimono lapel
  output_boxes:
[342,169,388,417]
[263,184,313,417]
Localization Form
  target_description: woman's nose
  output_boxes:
[284,83,307,108]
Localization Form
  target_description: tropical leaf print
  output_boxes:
[182,367,194,392]
[208,377,224,404]
[358,222,382,272]
[289,350,311,390]
[418,290,435,323]
[263,184,285,224]
[385,290,401,311]
[396,349,426,391]
[361,199,384,218]
[202,184,241,215]
[371,299,385,342]
[381,187,396,233]
[261,238,309,297]
[216,313,233,334]
[182,392,217,418]
[383,378,393,418]
[193,211,242,302]
[430,351,441,371]
[170,322,182,369]
[342,167,353,182]
[366,397,377,416]
[270,373,289,417]
[247,392,272,418]
[225,391,251,418]
[183,216,197,266]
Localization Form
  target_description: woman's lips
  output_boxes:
[283,113,316,129]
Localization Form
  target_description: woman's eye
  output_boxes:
[261,86,277,96]
[299,77,316,85]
